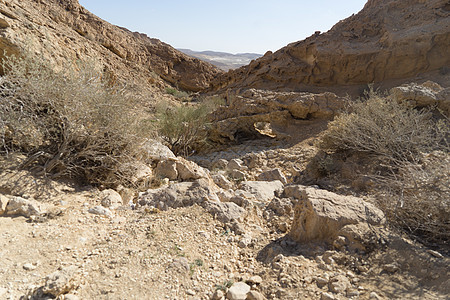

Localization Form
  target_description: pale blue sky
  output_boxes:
[78,0,367,54]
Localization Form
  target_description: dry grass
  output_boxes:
[0,51,154,187]
[319,90,449,245]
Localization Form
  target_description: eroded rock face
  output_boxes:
[0,0,222,91]
[210,0,450,94]
[288,185,385,244]
[208,89,345,143]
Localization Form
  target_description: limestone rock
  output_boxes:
[88,206,113,217]
[226,282,250,300]
[239,181,284,202]
[138,180,218,210]
[176,157,209,181]
[328,275,351,294]
[154,159,178,180]
[0,194,8,214]
[392,82,450,115]
[141,140,176,162]
[257,168,287,185]
[100,189,122,210]
[213,174,233,190]
[41,266,79,297]
[247,290,266,300]
[5,196,42,217]
[204,201,246,223]
[288,186,385,243]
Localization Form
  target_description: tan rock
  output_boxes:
[257,168,287,185]
[247,290,266,300]
[154,159,178,180]
[0,194,8,214]
[288,186,385,243]
[176,157,209,181]
[100,189,122,210]
[239,181,284,202]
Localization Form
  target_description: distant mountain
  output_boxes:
[178,49,262,71]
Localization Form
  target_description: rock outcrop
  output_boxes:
[0,0,222,91]
[210,0,450,95]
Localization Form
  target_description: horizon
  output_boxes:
[78,0,367,54]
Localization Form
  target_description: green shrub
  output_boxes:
[0,51,153,187]
[155,99,218,156]
[165,87,190,100]
[319,89,449,245]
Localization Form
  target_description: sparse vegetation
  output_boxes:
[165,87,190,100]
[0,51,153,187]
[155,99,220,156]
[319,89,449,245]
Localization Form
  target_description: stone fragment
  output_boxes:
[140,140,176,162]
[0,18,9,29]
[41,266,79,297]
[321,292,336,300]
[229,170,247,181]
[170,257,190,274]
[382,263,399,274]
[176,157,209,180]
[64,295,80,300]
[226,282,250,300]
[239,181,283,202]
[257,168,287,185]
[204,201,246,223]
[0,194,8,214]
[247,275,263,285]
[369,292,382,299]
[154,159,178,180]
[23,263,36,271]
[212,289,225,300]
[247,290,266,300]
[100,189,122,210]
[427,249,443,259]
[328,275,350,294]
[213,174,233,190]
[228,159,245,171]
[5,196,42,217]
[88,206,113,217]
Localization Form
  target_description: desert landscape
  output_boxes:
[0,0,449,299]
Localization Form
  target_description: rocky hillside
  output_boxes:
[0,0,222,91]
[210,0,450,95]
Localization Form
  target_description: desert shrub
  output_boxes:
[156,100,218,157]
[165,87,190,100]
[0,51,153,187]
[319,90,449,245]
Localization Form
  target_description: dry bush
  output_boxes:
[155,99,218,157]
[319,90,449,245]
[0,51,153,187]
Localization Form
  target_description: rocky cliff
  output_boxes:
[210,0,450,94]
[0,0,222,91]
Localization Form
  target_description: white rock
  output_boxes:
[23,263,36,271]
[5,196,42,217]
[0,287,7,297]
[0,194,8,214]
[321,292,336,300]
[228,159,245,171]
[239,181,283,202]
[226,282,250,300]
[213,174,233,190]
[42,266,78,297]
[88,206,113,217]
[100,189,122,210]
[176,157,209,181]
[140,139,175,162]
[248,275,263,285]
[64,294,80,300]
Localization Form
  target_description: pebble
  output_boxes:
[247,275,263,285]
[212,289,224,300]
[23,263,36,271]
[427,249,443,259]
[0,288,7,297]
[247,290,265,300]
[88,206,113,217]
[186,289,195,296]
[370,292,382,299]
[321,292,336,300]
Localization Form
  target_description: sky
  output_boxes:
[78,0,367,54]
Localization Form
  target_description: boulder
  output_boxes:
[288,186,385,244]
[239,181,284,202]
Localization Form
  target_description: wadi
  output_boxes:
[0,0,448,299]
